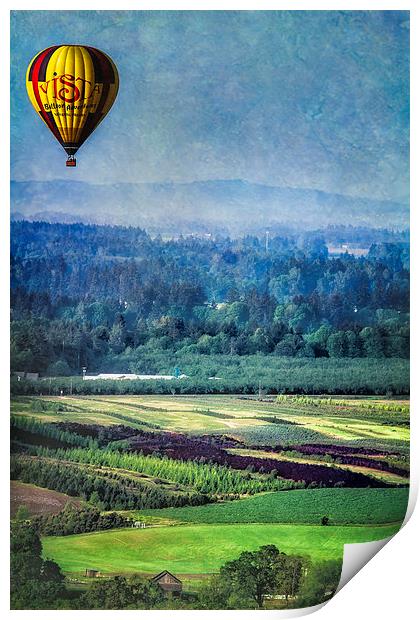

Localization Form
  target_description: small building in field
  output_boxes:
[85,568,100,578]
[151,570,182,596]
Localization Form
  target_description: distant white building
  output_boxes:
[83,373,188,381]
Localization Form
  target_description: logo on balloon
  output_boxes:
[39,74,101,103]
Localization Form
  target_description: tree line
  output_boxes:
[31,505,133,536]
[11,355,410,396]
[11,221,409,376]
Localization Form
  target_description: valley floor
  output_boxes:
[11,393,410,594]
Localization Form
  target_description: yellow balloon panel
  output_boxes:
[26,45,119,157]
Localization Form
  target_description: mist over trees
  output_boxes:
[11,221,409,376]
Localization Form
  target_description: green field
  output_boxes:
[11,394,410,445]
[127,488,409,526]
[11,395,269,432]
[42,522,401,576]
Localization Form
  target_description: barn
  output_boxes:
[151,570,182,596]
[85,568,100,578]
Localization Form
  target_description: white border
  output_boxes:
[2,3,417,618]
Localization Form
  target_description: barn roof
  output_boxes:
[151,570,182,584]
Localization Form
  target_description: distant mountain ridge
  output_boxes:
[11,179,408,235]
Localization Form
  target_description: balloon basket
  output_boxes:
[66,158,76,167]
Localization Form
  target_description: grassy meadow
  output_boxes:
[42,522,401,576]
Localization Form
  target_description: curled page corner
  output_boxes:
[337,535,394,593]
[337,483,417,595]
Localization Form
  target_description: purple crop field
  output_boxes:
[53,422,408,488]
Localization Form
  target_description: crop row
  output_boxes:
[125,429,397,487]
[284,445,409,476]
[136,488,410,526]
[230,424,331,446]
[275,394,410,416]
[11,455,208,511]
[30,446,299,495]
[11,416,98,449]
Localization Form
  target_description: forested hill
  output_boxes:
[11,221,409,377]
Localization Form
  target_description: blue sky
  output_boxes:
[11,10,409,204]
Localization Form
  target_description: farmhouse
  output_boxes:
[151,571,182,596]
[85,568,100,578]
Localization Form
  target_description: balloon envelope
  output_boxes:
[26,45,119,159]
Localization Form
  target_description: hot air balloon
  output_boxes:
[26,45,119,167]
